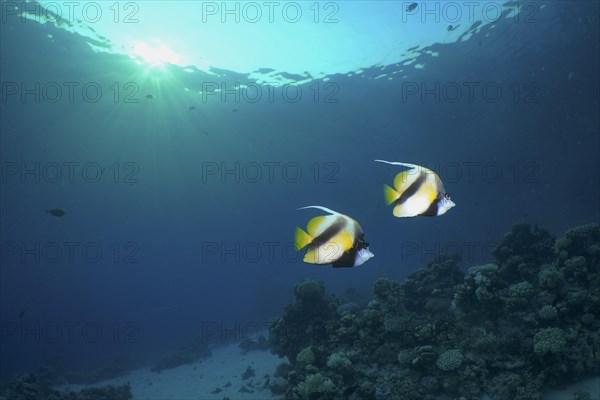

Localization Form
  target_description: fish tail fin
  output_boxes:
[297,205,339,215]
[384,184,400,205]
[294,227,313,251]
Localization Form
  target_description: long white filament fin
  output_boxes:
[297,205,340,215]
[374,159,419,169]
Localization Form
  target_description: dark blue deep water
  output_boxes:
[0,1,599,399]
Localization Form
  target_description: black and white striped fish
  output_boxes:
[375,160,455,217]
[294,206,374,268]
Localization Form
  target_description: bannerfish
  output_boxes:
[46,208,65,217]
[406,3,418,12]
[375,160,455,217]
[294,206,374,268]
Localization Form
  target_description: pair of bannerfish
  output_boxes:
[294,160,456,268]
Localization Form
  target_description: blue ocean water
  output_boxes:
[0,0,598,397]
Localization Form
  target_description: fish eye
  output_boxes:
[445,193,451,200]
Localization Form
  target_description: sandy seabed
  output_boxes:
[62,343,285,400]
[60,344,598,400]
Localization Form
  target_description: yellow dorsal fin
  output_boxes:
[384,184,400,205]
[294,227,313,251]
[306,216,327,236]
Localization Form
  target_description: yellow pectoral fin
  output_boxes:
[335,230,355,250]
[294,227,313,251]
[384,184,400,205]
[420,181,439,203]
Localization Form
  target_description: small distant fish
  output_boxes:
[568,72,574,80]
[294,206,374,268]
[406,2,417,12]
[203,131,209,136]
[232,108,238,113]
[447,24,459,31]
[18,310,25,319]
[375,160,455,217]
[189,106,196,111]
[46,208,65,217]
[146,94,154,99]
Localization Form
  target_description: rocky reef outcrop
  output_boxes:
[269,223,600,400]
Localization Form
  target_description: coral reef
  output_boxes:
[269,279,338,362]
[493,223,555,282]
[269,223,600,400]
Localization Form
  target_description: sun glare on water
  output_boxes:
[130,41,180,67]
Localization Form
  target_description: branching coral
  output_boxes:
[325,352,352,372]
[296,346,316,364]
[296,373,336,399]
[454,263,506,321]
[537,305,558,320]
[435,349,464,371]
[533,327,566,355]
[507,280,537,310]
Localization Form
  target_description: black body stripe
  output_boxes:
[354,232,367,250]
[396,172,425,205]
[332,232,369,268]
[310,218,346,247]
[332,248,357,268]
[419,197,440,216]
